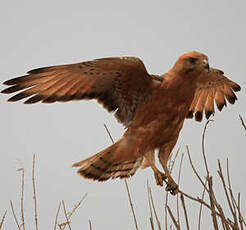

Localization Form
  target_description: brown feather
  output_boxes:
[204,89,215,119]
[24,74,71,104]
[214,89,226,111]
[194,90,208,121]
[223,84,237,104]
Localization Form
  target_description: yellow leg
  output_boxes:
[158,139,179,195]
[141,150,167,186]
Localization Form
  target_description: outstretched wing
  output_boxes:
[2,57,155,126]
[186,68,241,121]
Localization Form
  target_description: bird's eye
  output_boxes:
[188,57,197,64]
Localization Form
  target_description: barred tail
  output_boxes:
[72,140,143,181]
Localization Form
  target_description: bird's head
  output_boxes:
[172,51,209,76]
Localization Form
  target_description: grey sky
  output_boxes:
[1,0,245,229]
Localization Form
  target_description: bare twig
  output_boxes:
[176,153,184,226]
[66,193,88,220]
[54,202,61,230]
[169,147,181,171]
[61,200,72,230]
[226,159,239,229]
[167,206,180,230]
[186,146,209,193]
[217,161,236,223]
[19,167,26,230]
[198,180,207,230]
[165,147,180,230]
[239,114,246,131]
[60,193,88,230]
[32,154,39,230]
[179,190,232,228]
[147,181,154,230]
[148,186,161,230]
[0,211,7,230]
[104,123,139,230]
[103,123,114,143]
[237,193,244,229]
[165,190,169,230]
[180,193,190,230]
[207,176,219,230]
[149,217,155,230]
[89,219,92,230]
[10,200,21,230]
[202,120,213,176]
[124,180,139,230]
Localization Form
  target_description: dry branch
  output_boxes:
[104,123,139,230]
[148,185,161,230]
[180,193,190,230]
[32,154,39,230]
[239,115,246,131]
[9,200,21,230]
[54,202,61,230]
[167,206,180,230]
[0,211,7,230]
[61,200,72,230]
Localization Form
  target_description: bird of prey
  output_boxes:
[2,51,241,195]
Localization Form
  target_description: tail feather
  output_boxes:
[73,141,143,181]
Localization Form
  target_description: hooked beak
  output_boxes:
[202,59,209,70]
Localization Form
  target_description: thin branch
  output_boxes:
[217,160,236,223]
[167,206,180,230]
[89,219,92,230]
[165,190,169,230]
[176,153,184,227]
[60,193,88,230]
[180,190,232,229]
[103,123,138,230]
[147,181,154,230]
[53,202,61,230]
[180,193,190,230]
[0,211,7,230]
[148,186,161,230]
[169,147,181,171]
[32,154,39,230]
[165,147,180,230]
[19,167,26,230]
[207,176,219,230]
[198,180,207,230]
[201,120,213,177]
[61,200,72,230]
[66,193,88,220]
[239,114,246,131]
[237,193,244,229]
[124,180,139,230]
[149,217,155,230]
[226,159,239,229]
[103,123,114,143]
[186,146,209,194]
[10,200,21,230]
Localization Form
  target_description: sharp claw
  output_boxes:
[165,179,179,195]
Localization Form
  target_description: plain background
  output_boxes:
[0,0,245,229]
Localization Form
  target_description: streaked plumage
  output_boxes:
[2,51,241,195]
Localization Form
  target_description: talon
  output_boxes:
[165,179,179,195]
[153,169,166,187]
[161,174,167,181]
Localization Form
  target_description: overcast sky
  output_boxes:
[1,0,245,229]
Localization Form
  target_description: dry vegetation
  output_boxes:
[1,116,245,230]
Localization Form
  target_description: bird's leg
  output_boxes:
[158,141,179,195]
[141,150,167,186]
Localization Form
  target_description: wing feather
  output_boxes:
[187,68,240,121]
[2,57,155,127]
